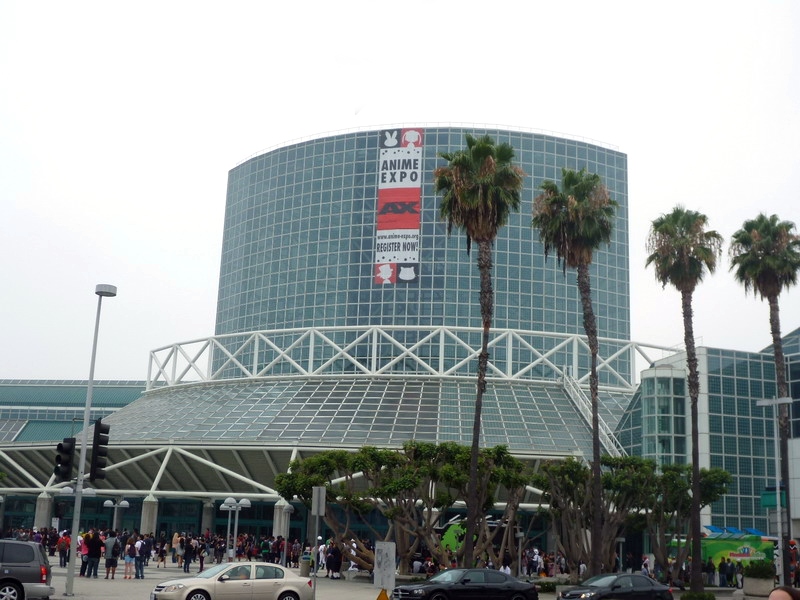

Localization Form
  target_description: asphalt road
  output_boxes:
[47,562,737,600]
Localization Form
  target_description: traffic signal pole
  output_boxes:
[65,284,116,596]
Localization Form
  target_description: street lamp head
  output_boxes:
[119,500,130,508]
[103,500,114,508]
[95,284,117,298]
[238,498,252,508]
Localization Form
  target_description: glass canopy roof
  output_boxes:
[105,377,633,458]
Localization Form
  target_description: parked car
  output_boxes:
[392,568,538,600]
[149,561,313,600]
[0,539,55,600]
[557,573,673,600]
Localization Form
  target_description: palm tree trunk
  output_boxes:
[768,294,792,584]
[576,264,602,576]
[681,289,704,592]
[463,240,493,568]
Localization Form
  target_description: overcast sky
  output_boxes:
[1,1,799,381]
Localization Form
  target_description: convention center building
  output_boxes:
[0,126,797,544]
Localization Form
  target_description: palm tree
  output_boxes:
[531,167,617,575]
[645,206,722,592]
[730,213,800,583]
[433,133,524,568]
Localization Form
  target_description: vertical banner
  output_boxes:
[374,128,423,284]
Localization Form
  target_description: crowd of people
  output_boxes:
[7,526,158,579]
[20,525,773,588]
[5,525,376,582]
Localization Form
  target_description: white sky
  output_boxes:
[1,1,799,381]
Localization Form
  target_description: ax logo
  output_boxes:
[378,201,419,215]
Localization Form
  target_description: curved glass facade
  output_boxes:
[216,127,629,340]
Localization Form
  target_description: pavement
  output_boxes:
[47,562,421,600]
[47,563,745,600]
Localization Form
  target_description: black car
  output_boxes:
[392,568,538,600]
[558,574,673,600]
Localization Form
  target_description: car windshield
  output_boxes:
[428,569,467,583]
[582,574,620,588]
[193,562,231,579]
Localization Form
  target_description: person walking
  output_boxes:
[134,535,146,579]
[197,539,209,572]
[78,532,90,577]
[86,530,103,578]
[327,540,342,580]
[57,531,70,568]
[103,530,120,579]
[175,533,186,568]
[705,557,715,586]
[156,537,167,568]
[183,536,196,573]
[315,537,326,575]
[718,557,728,588]
[123,536,136,579]
[142,534,153,566]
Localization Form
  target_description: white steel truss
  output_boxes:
[561,372,626,457]
[147,326,678,391]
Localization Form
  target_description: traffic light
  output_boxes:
[89,419,110,481]
[54,437,76,483]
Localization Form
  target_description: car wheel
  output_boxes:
[430,593,448,600]
[510,595,528,600]
[186,591,211,600]
[278,592,301,600]
[0,582,22,600]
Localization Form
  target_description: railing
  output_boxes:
[146,326,678,391]
[235,122,619,166]
[561,372,626,457]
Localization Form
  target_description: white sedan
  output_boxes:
[150,562,313,600]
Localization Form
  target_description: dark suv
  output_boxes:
[0,540,54,600]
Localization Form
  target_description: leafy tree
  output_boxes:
[455,445,530,570]
[434,134,524,567]
[730,213,800,583]
[532,167,617,575]
[274,450,379,556]
[641,464,731,582]
[533,455,657,575]
[645,206,723,592]
[275,442,529,573]
[353,441,465,572]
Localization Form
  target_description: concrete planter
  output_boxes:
[743,577,774,597]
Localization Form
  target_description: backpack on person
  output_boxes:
[128,543,137,558]
[112,541,121,558]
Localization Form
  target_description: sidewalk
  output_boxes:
[47,563,409,600]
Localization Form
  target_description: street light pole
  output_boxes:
[103,499,129,532]
[758,396,792,585]
[221,497,250,562]
[222,502,234,562]
[65,284,116,597]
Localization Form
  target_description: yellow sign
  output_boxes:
[376,589,390,600]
